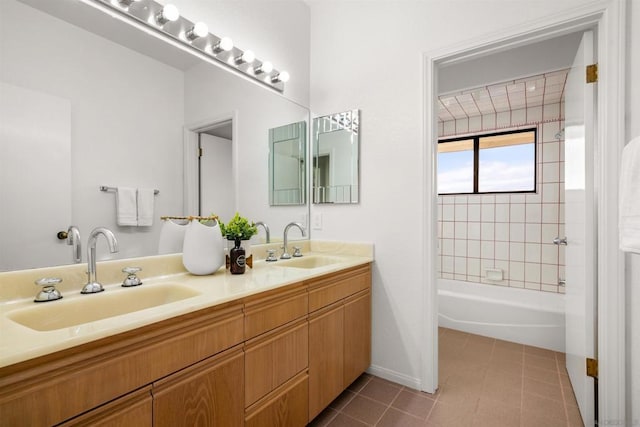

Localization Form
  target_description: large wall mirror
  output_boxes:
[0,0,310,271]
[312,110,360,204]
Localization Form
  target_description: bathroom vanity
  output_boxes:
[0,242,372,426]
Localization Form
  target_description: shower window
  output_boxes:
[437,128,537,195]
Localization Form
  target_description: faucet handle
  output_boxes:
[122,267,143,287]
[266,249,278,262]
[292,246,303,257]
[34,277,63,302]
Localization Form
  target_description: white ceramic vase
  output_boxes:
[182,219,224,275]
[158,218,189,255]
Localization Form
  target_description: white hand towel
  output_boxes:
[137,188,155,226]
[116,187,137,226]
[620,136,640,253]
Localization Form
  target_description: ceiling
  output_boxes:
[438,69,569,122]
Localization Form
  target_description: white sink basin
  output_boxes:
[275,255,344,269]
[8,283,200,331]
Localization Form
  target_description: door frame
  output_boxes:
[183,112,239,216]
[421,0,626,422]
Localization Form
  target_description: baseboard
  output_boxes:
[366,365,422,391]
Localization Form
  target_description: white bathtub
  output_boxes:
[438,279,565,352]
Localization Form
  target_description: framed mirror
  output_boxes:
[269,121,307,206]
[312,110,360,204]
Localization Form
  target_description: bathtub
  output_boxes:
[438,279,565,352]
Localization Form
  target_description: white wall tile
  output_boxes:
[542,141,560,162]
[469,116,482,132]
[511,194,526,203]
[468,223,481,240]
[454,239,467,257]
[454,204,467,221]
[468,240,481,258]
[511,108,526,125]
[444,120,456,135]
[442,256,454,273]
[541,223,559,243]
[441,238,454,256]
[443,204,454,221]
[510,241,525,261]
[455,195,468,204]
[525,282,541,291]
[541,244,558,264]
[525,223,541,243]
[482,113,496,129]
[541,284,559,293]
[510,223,526,242]
[497,111,510,128]
[495,241,509,260]
[525,242,541,263]
[509,261,525,281]
[481,241,494,259]
[527,106,542,123]
[542,162,560,183]
[495,204,509,222]
[541,264,558,284]
[454,256,467,275]
[442,222,454,238]
[542,183,559,203]
[543,103,561,121]
[454,273,467,281]
[510,204,525,223]
[467,258,480,276]
[495,194,510,204]
[468,204,481,221]
[542,204,559,223]
[542,121,560,141]
[495,223,509,241]
[526,204,542,223]
[525,263,541,282]
[456,118,469,134]
[481,203,495,222]
[481,222,495,240]
[526,192,542,203]
[455,222,467,239]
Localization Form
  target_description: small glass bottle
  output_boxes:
[229,237,246,274]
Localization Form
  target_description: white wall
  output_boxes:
[308,0,595,389]
[158,0,310,106]
[626,0,640,420]
[1,0,184,263]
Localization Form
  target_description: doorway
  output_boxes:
[421,2,626,424]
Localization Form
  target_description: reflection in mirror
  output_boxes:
[269,121,307,206]
[0,0,309,271]
[312,110,360,204]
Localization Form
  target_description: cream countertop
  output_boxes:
[0,240,373,369]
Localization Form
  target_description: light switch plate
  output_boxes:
[312,212,323,230]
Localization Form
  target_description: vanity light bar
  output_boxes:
[97,0,288,92]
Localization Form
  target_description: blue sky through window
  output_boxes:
[479,144,535,192]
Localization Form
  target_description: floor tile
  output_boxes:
[340,395,387,425]
[376,408,426,427]
[525,353,560,371]
[524,364,561,384]
[326,413,370,427]
[391,389,435,419]
[473,397,521,427]
[427,401,476,426]
[524,344,558,360]
[309,408,339,427]
[329,390,357,411]
[522,392,567,422]
[359,377,401,405]
[347,374,372,393]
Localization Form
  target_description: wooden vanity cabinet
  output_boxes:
[243,284,309,426]
[307,265,372,422]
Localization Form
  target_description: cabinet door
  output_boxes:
[152,347,244,427]
[59,386,152,427]
[308,303,344,422]
[343,290,371,387]
[245,373,308,427]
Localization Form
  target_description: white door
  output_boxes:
[563,30,596,425]
[200,133,234,221]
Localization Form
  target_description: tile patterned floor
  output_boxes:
[309,327,585,427]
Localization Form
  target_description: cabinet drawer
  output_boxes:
[245,318,308,407]
[0,303,244,427]
[244,285,307,340]
[153,345,244,427]
[245,372,308,427]
[59,386,152,427]
[308,265,371,312]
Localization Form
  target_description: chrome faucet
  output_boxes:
[255,221,270,243]
[82,227,119,294]
[281,222,306,259]
[66,226,82,263]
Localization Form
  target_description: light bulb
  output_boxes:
[186,22,208,41]
[235,50,255,65]
[272,71,290,83]
[155,4,179,25]
[254,61,273,74]
[212,37,234,53]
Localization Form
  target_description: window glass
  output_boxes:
[437,139,474,194]
[478,131,536,192]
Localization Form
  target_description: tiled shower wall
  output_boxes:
[436,102,565,293]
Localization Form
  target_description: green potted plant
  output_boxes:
[219,213,257,275]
